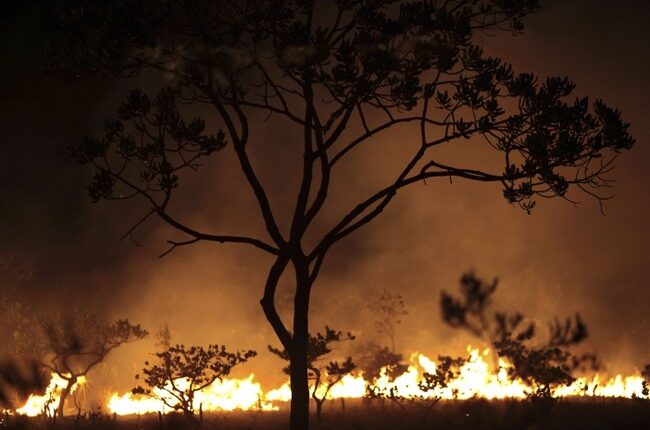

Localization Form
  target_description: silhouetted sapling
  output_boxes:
[368,289,408,353]
[132,344,256,419]
[269,326,356,425]
[56,1,635,428]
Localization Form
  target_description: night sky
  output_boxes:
[1,0,649,390]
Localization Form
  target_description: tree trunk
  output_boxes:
[289,262,311,430]
[56,376,76,417]
[183,410,199,428]
[315,398,324,427]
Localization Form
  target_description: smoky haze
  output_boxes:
[0,0,648,398]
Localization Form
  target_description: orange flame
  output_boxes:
[107,374,276,415]
[105,348,649,415]
[10,348,648,416]
[15,374,85,417]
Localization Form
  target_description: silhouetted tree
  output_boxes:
[11,312,147,416]
[55,1,635,427]
[368,289,408,353]
[269,326,355,425]
[132,344,256,420]
[441,271,599,418]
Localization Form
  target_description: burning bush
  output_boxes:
[132,344,256,420]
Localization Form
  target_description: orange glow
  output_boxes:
[103,348,648,415]
[9,349,647,417]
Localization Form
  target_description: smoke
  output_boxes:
[0,0,648,407]
[0,359,48,409]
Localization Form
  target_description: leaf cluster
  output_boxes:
[69,87,226,204]
[59,0,633,223]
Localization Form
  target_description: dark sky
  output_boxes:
[1,0,649,390]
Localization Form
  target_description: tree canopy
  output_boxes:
[54,1,635,428]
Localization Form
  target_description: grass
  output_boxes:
[2,398,649,430]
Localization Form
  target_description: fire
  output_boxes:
[266,374,367,403]
[368,349,529,400]
[265,383,292,403]
[106,348,649,416]
[9,349,649,417]
[15,373,85,417]
[366,348,647,401]
[108,374,276,415]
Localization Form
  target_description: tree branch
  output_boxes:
[260,255,293,351]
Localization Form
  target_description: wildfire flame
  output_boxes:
[15,373,85,417]
[107,374,276,415]
[10,348,649,416]
[264,348,646,405]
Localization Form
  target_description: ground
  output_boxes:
[3,399,650,429]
